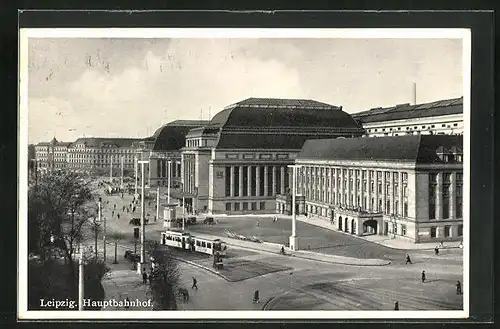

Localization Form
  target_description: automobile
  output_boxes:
[124,250,140,262]
[203,217,214,225]
[187,216,197,225]
[129,218,148,226]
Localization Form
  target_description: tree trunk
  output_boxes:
[114,241,118,264]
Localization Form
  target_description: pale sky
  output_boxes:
[26,37,463,144]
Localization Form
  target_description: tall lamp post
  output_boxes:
[287,164,301,251]
[137,160,149,274]
[167,160,172,204]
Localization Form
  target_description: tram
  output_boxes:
[160,230,227,256]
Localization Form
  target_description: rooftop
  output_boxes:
[70,137,143,148]
[352,97,463,123]
[149,120,209,151]
[297,135,463,164]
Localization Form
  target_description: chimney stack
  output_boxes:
[412,82,417,105]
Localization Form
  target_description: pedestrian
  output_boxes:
[253,290,260,304]
[456,281,462,295]
[154,216,157,222]
[405,254,412,265]
[112,210,114,217]
[192,277,198,289]
[421,270,426,283]
[133,206,136,213]
[123,205,125,212]
[117,213,120,220]
[434,246,439,255]
[114,204,116,210]
[394,301,399,310]
[280,246,285,255]
[142,272,148,284]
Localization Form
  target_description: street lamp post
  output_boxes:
[167,160,172,204]
[78,252,84,311]
[287,165,300,251]
[156,185,160,222]
[137,160,149,274]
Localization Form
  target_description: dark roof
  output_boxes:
[352,97,463,123]
[204,97,364,149]
[297,135,463,164]
[150,120,209,151]
[71,137,142,148]
[36,138,72,147]
[210,97,353,129]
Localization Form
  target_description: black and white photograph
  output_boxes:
[18,27,470,320]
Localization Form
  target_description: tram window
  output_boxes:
[202,242,206,248]
[213,243,221,251]
[207,243,212,249]
[196,241,200,246]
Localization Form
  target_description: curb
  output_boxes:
[262,297,275,310]
[171,256,232,282]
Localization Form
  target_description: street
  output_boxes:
[95,187,463,311]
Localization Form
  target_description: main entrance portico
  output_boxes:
[334,208,383,237]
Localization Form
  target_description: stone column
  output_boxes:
[436,172,443,220]
[230,166,235,197]
[272,166,277,196]
[256,165,261,196]
[367,170,372,212]
[399,172,404,216]
[450,172,456,219]
[280,166,285,195]
[382,171,386,213]
[264,166,269,196]
[353,170,358,208]
[390,171,394,215]
[248,165,252,197]
[329,167,333,204]
[239,166,244,197]
[374,171,379,212]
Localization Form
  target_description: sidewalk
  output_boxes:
[290,214,463,251]
[189,232,391,267]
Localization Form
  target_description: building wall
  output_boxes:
[361,114,463,137]
[294,159,463,243]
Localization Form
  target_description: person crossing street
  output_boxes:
[192,277,198,289]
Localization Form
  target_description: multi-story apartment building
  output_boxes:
[66,137,143,175]
[352,97,463,137]
[287,135,463,243]
[34,137,72,172]
[181,97,365,214]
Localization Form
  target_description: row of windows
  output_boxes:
[225,201,266,211]
[300,167,408,182]
[368,122,460,133]
[186,139,208,148]
[428,225,463,238]
[224,165,289,197]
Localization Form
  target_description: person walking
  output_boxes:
[280,246,285,255]
[112,210,114,217]
[405,254,412,265]
[456,281,462,295]
[117,213,120,220]
[253,290,260,304]
[192,277,198,289]
[133,206,136,213]
[421,270,426,283]
[142,272,148,284]
[123,205,125,212]
[114,204,116,210]
[394,301,399,310]
[434,246,439,255]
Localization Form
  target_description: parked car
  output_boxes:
[129,218,149,226]
[187,216,197,225]
[203,217,214,225]
[124,250,140,262]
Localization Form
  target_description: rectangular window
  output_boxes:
[225,203,231,211]
[234,203,240,211]
[458,225,463,236]
[242,166,248,196]
[251,166,257,196]
[430,227,437,238]
[401,225,406,236]
[234,167,240,197]
[202,241,206,248]
[225,166,231,197]
[444,225,451,237]
[267,166,273,196]
[242,202,248,210]
[404,202,408,217]
[259,167,265,196]
[251,202,257,211]
[259,202,265,210]
[275,167,281,195]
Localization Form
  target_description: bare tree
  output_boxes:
[145,240,181,310]
[107,231,125,264]
[28,170,93,281]
[88,216,102,259]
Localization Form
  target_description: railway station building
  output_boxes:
[180,97,365,214]
[289,135,464,243]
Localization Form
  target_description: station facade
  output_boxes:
[289,135,463,243]
[180,98,365,214]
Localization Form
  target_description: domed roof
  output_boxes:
[150,120,209,151]
[209,98,359,129]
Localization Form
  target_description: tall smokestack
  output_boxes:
[412,82,417,105]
